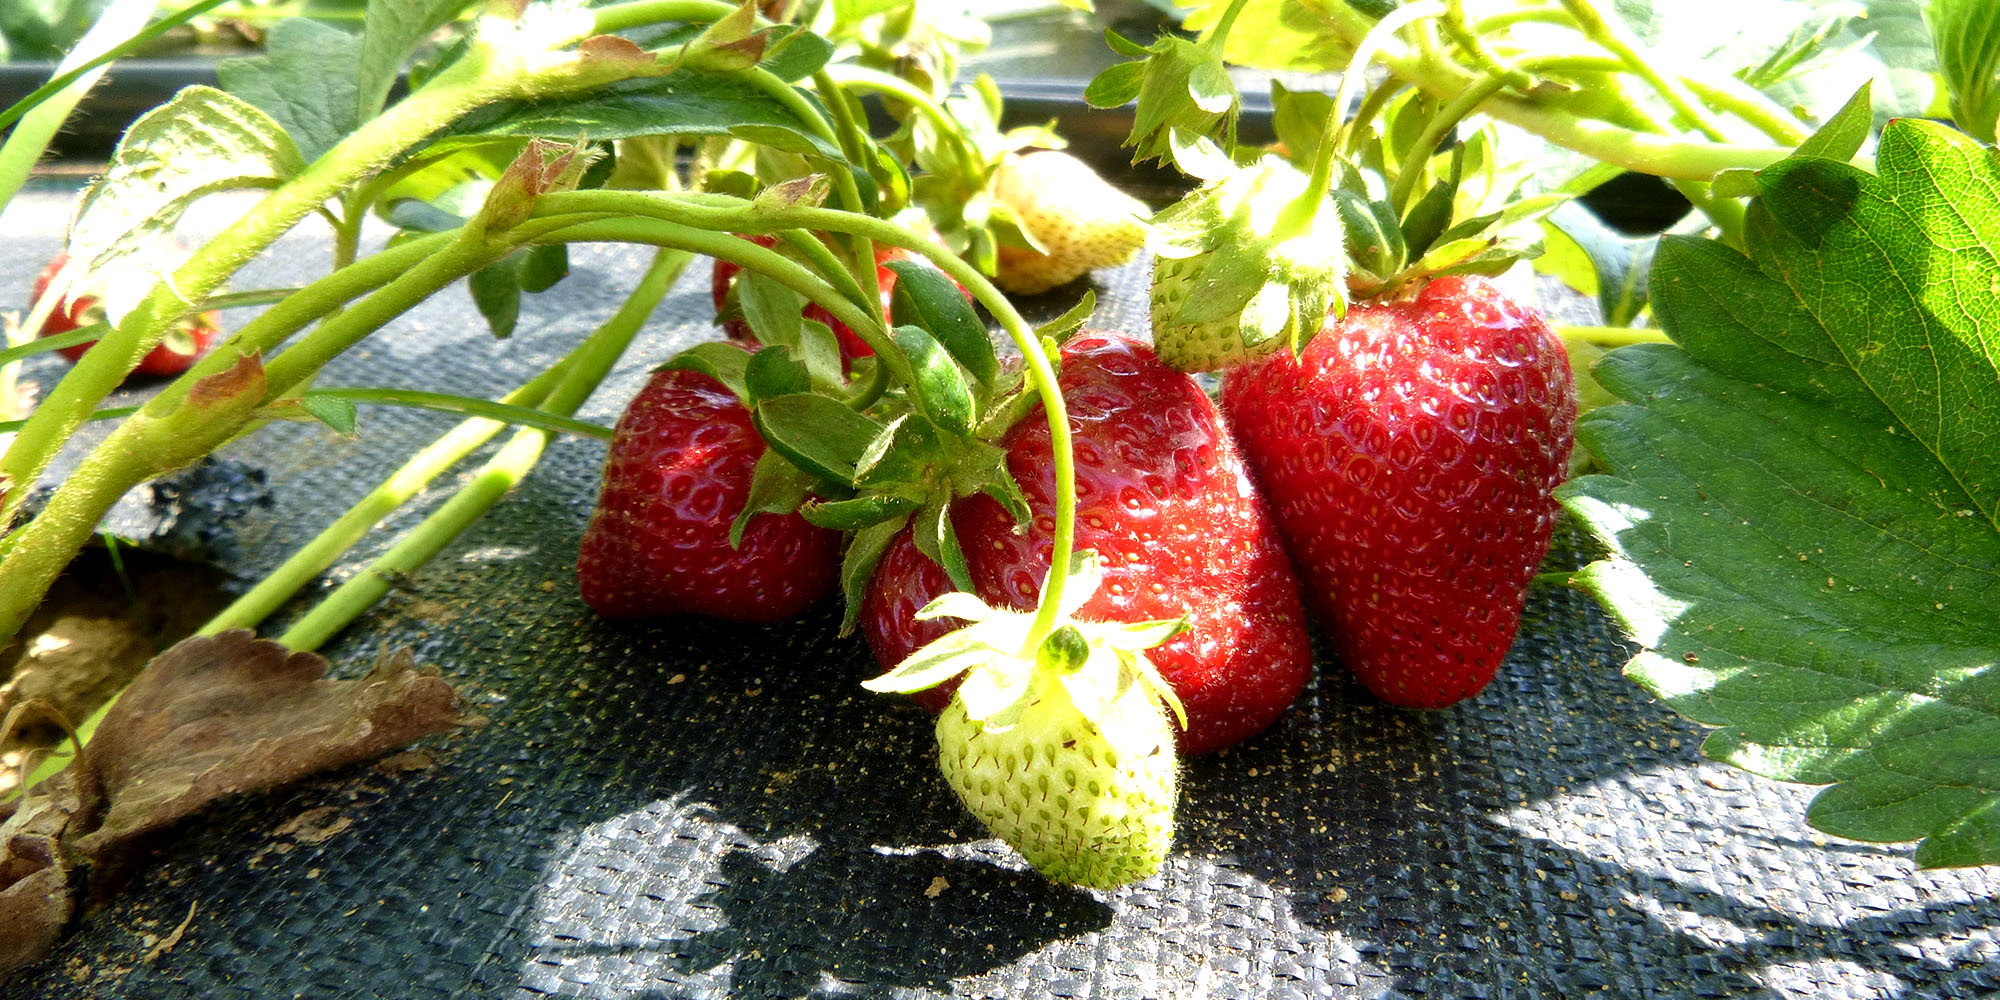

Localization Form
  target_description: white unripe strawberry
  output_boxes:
[991,151,1150,295]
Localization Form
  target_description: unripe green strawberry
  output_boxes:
[992,151,1150,295]
[1148,155,1346,373]
[935,656,1177,890]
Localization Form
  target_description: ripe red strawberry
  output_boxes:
[33,253,222,378]
[991,151,1149,295]
[711,235,966,364]
[578,360,841,622]
[1221,275,1577,709]
[862,333,1312,753]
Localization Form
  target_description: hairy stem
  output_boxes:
[278,247,688,650]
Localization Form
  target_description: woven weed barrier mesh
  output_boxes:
[2,179,1997,999]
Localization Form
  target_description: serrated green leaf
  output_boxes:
[760,25,836,83]
[753,392,884,486]
[1561,118,2000,868]
[65,86,304,323]
[359,0,471,123]
[216,17,360,163]
[886,261,996,387]
[299,393,358,435]
[437,70,844,161]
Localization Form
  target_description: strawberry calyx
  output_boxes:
[863,552,1188,733]
[1087,0,1250,172]
[1147,143,1349,373]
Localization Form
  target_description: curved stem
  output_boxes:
[589,0,737,34]
[1558,0,1728,142]
[197,366,567,637]
[810,69,881,306]
[1443,0,1533,91]
[530,212,889,355]
[274,248,687,651]
[1389,71,1508,212]
[1331,1,1446,153]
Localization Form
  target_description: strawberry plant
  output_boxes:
[0,3,1993,966]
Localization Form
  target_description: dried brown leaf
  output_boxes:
[68,630,462,862]
[0,775,81,975]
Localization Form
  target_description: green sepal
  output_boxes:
[1034,290,1096,344]
[854,412,942,491]
[752,392,885,487]
[1122,34,1240,169]
[950,438,1032,526]
[892,325,977,437]
[799,493,921,531]
[911,499,974,593]
[886,260,997,388]
[838,516,908,635]
[1333,186,1407,281]
[469,243,569,339]
[796,319,848,389]
[730,446,816,549]
[1085,60,1146,109]
[737,268,804,352]
[300,394,358,435]
[1102,27,1151,59]
[745,344,812,405]
[657,342,752,404]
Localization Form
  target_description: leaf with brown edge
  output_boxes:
[64,630,464,865]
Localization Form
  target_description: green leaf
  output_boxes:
[1181,0,1353,73]
[1926,0,2000,141]
[359,0,472,122]
[66,86,304,324]
[886,261,995,387]
[467,244,568,339]
[216,17,361,163]
[745,344,812,404]
[753,393,884,486]
[1560,118,2000,868]
[891,325,976,437]
[437,70,844,161]
[760,25,837,83]
[1034,290,1097,345]
[799,493,920,531]
[1546,201,1656,328]
[839,516,908,635]
[299,394,358,435]
[1795,82,1874,162]
[658,342,752,403]
[730,447,814,548]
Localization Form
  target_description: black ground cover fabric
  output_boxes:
[2,179,1996,999]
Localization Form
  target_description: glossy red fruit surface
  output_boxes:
[863,333,1313,753]
[1222,275,1577,709]
[33,254,222,377]
[578,363,841,623]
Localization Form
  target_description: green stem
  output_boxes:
[1388,70,1509,212]
[527,195,891,352]
[1331,1,1446,153]
[307,389,614,439]
[277,247,687,651]
[590,0,736,34]
[0,23,670,534]
[1671,179,1747,247]
[1342,76,1407,157]
[810,68,881,305]
[1558,0,1728,142]
[196,369,564,637]
[820,64,978,177]
[1204,0,1255,49]
[1557,324,1671,347]
[1443,0,1533,91]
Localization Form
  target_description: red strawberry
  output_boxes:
[33,253,222,378]
[1221,275,1577,709]
[711,235,966,364]
[578,360,841,622]
[862,333,1312,754]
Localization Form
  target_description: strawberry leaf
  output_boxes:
[216,17,361,163]
[1559,119,2000,868]
[751,393,883,486]
[885,260,995,388]
[65,86,304,323]
[890,325,975,437]
[357,0,473,123]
